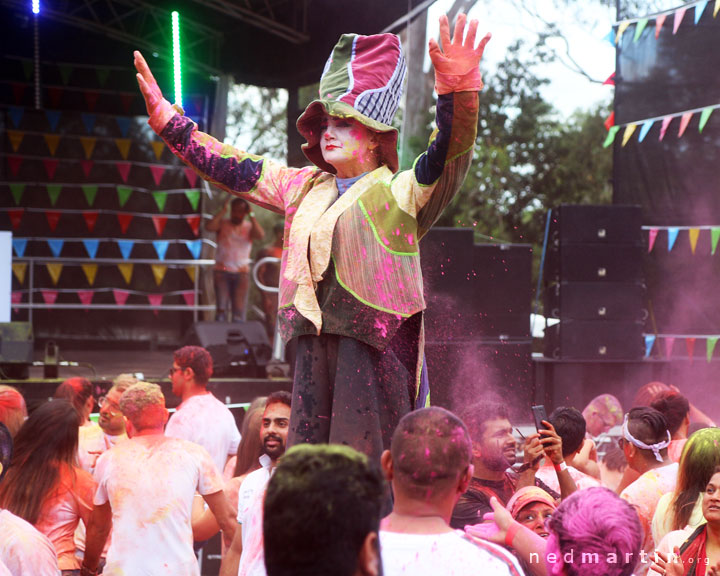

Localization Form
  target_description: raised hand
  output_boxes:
[428,13,491,94]
[133,51,167,117]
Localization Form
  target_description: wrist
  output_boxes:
[80,564,98,576]
[505,522,521,547]
[554,460,568,472]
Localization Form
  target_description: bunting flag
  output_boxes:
[84,91,99,112]
[46,263,63,285]
[79,136,97,159]
[152,217,168,237]
[689,228,700,254]
[7,130,24,152]
[664,337,675,358]
[12,263,27,284]
[712,228,720,255]
[81,263,98,285]
[83,239,99,259]
[153,240,169,260]
[186,215,201,236]
[673,8,687,33]
[152,191,167,212]
[113,289,130,306]
[638,120,654,142]
[656,14,667,37]
[115,138,131,160]
[147,293,163,315]
[11,292,22,309]
[604,111,615,131]
[8,156,23,177]
[659,116,673,141]
[667,228,679,251]
[12,83,25,105]
[687,337,696,360]
[708,337,718,362]
[117,263,134,285]
[96,68,110,87]
[151,141,165,161]
[58,64,73,85]
[616,21,631,44]
[47,184,62,206]
[9,107,24,128]
[77,290,94,307]
[149,166,166,186]
[603,72,615,86]
[119,94,134,115]
[81,113,96,134]
[633,18,649,41]
[150,265,167,286]
[8,209,24,230]
[117,240,134,259]
[117,186,133,207]
[117,213,133,234]
[715,0,720,17]
[83,212,98,233]
[184,240,202,259]
[116,162,132,183]
[678,113,693,137]
[603,126,620,148]
[699,108,713,133]
[43,158,59,180]
[42,289,59,305]
[82,185,98,206]
[695,0,709,23]
[10,183,25,205]
[47,239,64,258]
[12,238,27,257]
[184,168,198,187]
[44,133,61,156]
[185,265,196,283]
[45,110,61,131]
[46,210,61,231]
[622,124,637,146]
[182,291,195,306]
[184,190,200,211]
[46,87,61,108]
[115,117,131,138]
[644,334,656,358]
[604,29,616,45]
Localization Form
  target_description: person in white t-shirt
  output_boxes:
[165,346,241,473]
[0,509,60,576]
[81,382,236,576]
[380,407,524,576]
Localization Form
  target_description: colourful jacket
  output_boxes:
[150,91,478,354]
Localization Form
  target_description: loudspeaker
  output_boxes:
[543,320,645,360]
[545,282,647,321]
[184,322,272,377]
[545,244,645,283]
[549,205,643,245]
[0,322,33,380]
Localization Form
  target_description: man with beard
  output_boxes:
[206,197,265,323]
[450,401,575,530]
[220,391,291,576]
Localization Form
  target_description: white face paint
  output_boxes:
[319,115,380,178]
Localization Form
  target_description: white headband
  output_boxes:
[622,414,671,463]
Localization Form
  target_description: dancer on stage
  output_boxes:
[134,13,490,464]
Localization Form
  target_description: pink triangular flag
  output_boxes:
[182,292,195,306]
[113,289,130,306]
[77,290,94,307]
[116,162,132,183]
[42,289,59,305]
[80,160,94,178]
[673,8,687,33]
[147,294,163,316]
[655,14,667,37]
[648,228,659,252]
[184,168,198,187]
[659,117,673,141]
[665,337,675,358]
[678,112,693,137]
[149,165,166,186]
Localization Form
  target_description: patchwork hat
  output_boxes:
[297,33,407,174]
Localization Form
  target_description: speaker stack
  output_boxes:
[543,205,646,360]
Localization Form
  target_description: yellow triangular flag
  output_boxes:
[185,265,196,283]
[79,136,97,159]
[46,263,63,286]
[151,141,165,161]
[44,134,61,156]
[8,131,24,152]
[118,263,134,285]
[82,264,98,286]
[12,262,27,284]
[622,124,637,146]
[616,21,631,44]
[689,228,700,254]
[151,264,168,286]
[115,138,132,160]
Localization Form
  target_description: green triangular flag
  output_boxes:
[699,108,714,133]
[58,64,73,85]
[9,183,26,205]
[96,68,111,87]
[603,126,620,148]
[82,185,98,206]
[47,184,62,206]
[184,190,200,211]
[712,228,720,255]
[707,337,719,362]
[117,185,133,207]
[22,61,33,81]
[152,191,167,212]
[633,18,649,41]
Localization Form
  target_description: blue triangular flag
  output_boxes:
[12,238,27,257]
[638,120,654,142]
[184,240,202,260]
[9,106,24,128]
[47,239,64,258]
[115,117,131,138]
[117,240,134,260]
[83,239,99,259]
[695,0,708,23]
[45,110,61,132]
[645,335,656,358]
[153,240,169,260]
[604,29,616,45]
[667,228,679,251]
[81,113,96,134]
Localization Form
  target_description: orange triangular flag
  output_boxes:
[44,134,61,156]
[82,264,98,286]
[115,138,132,160]
[678,113,693,137]
[687,337,696,361]
[656,14,667,37]
[151,264,168,286]
[46,263,63,286]
[79,136,97,159]
[117,263,134,285]
[151,141,165,161]
[7,131,24,152]
[689,228,700,254]
[12,262,27,284]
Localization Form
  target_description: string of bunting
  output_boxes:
[643,226,720,253]
[644,333,720,362]
[11,237,214,260]
[7,106,148,138]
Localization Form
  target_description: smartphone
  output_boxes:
[531,405,548,432]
